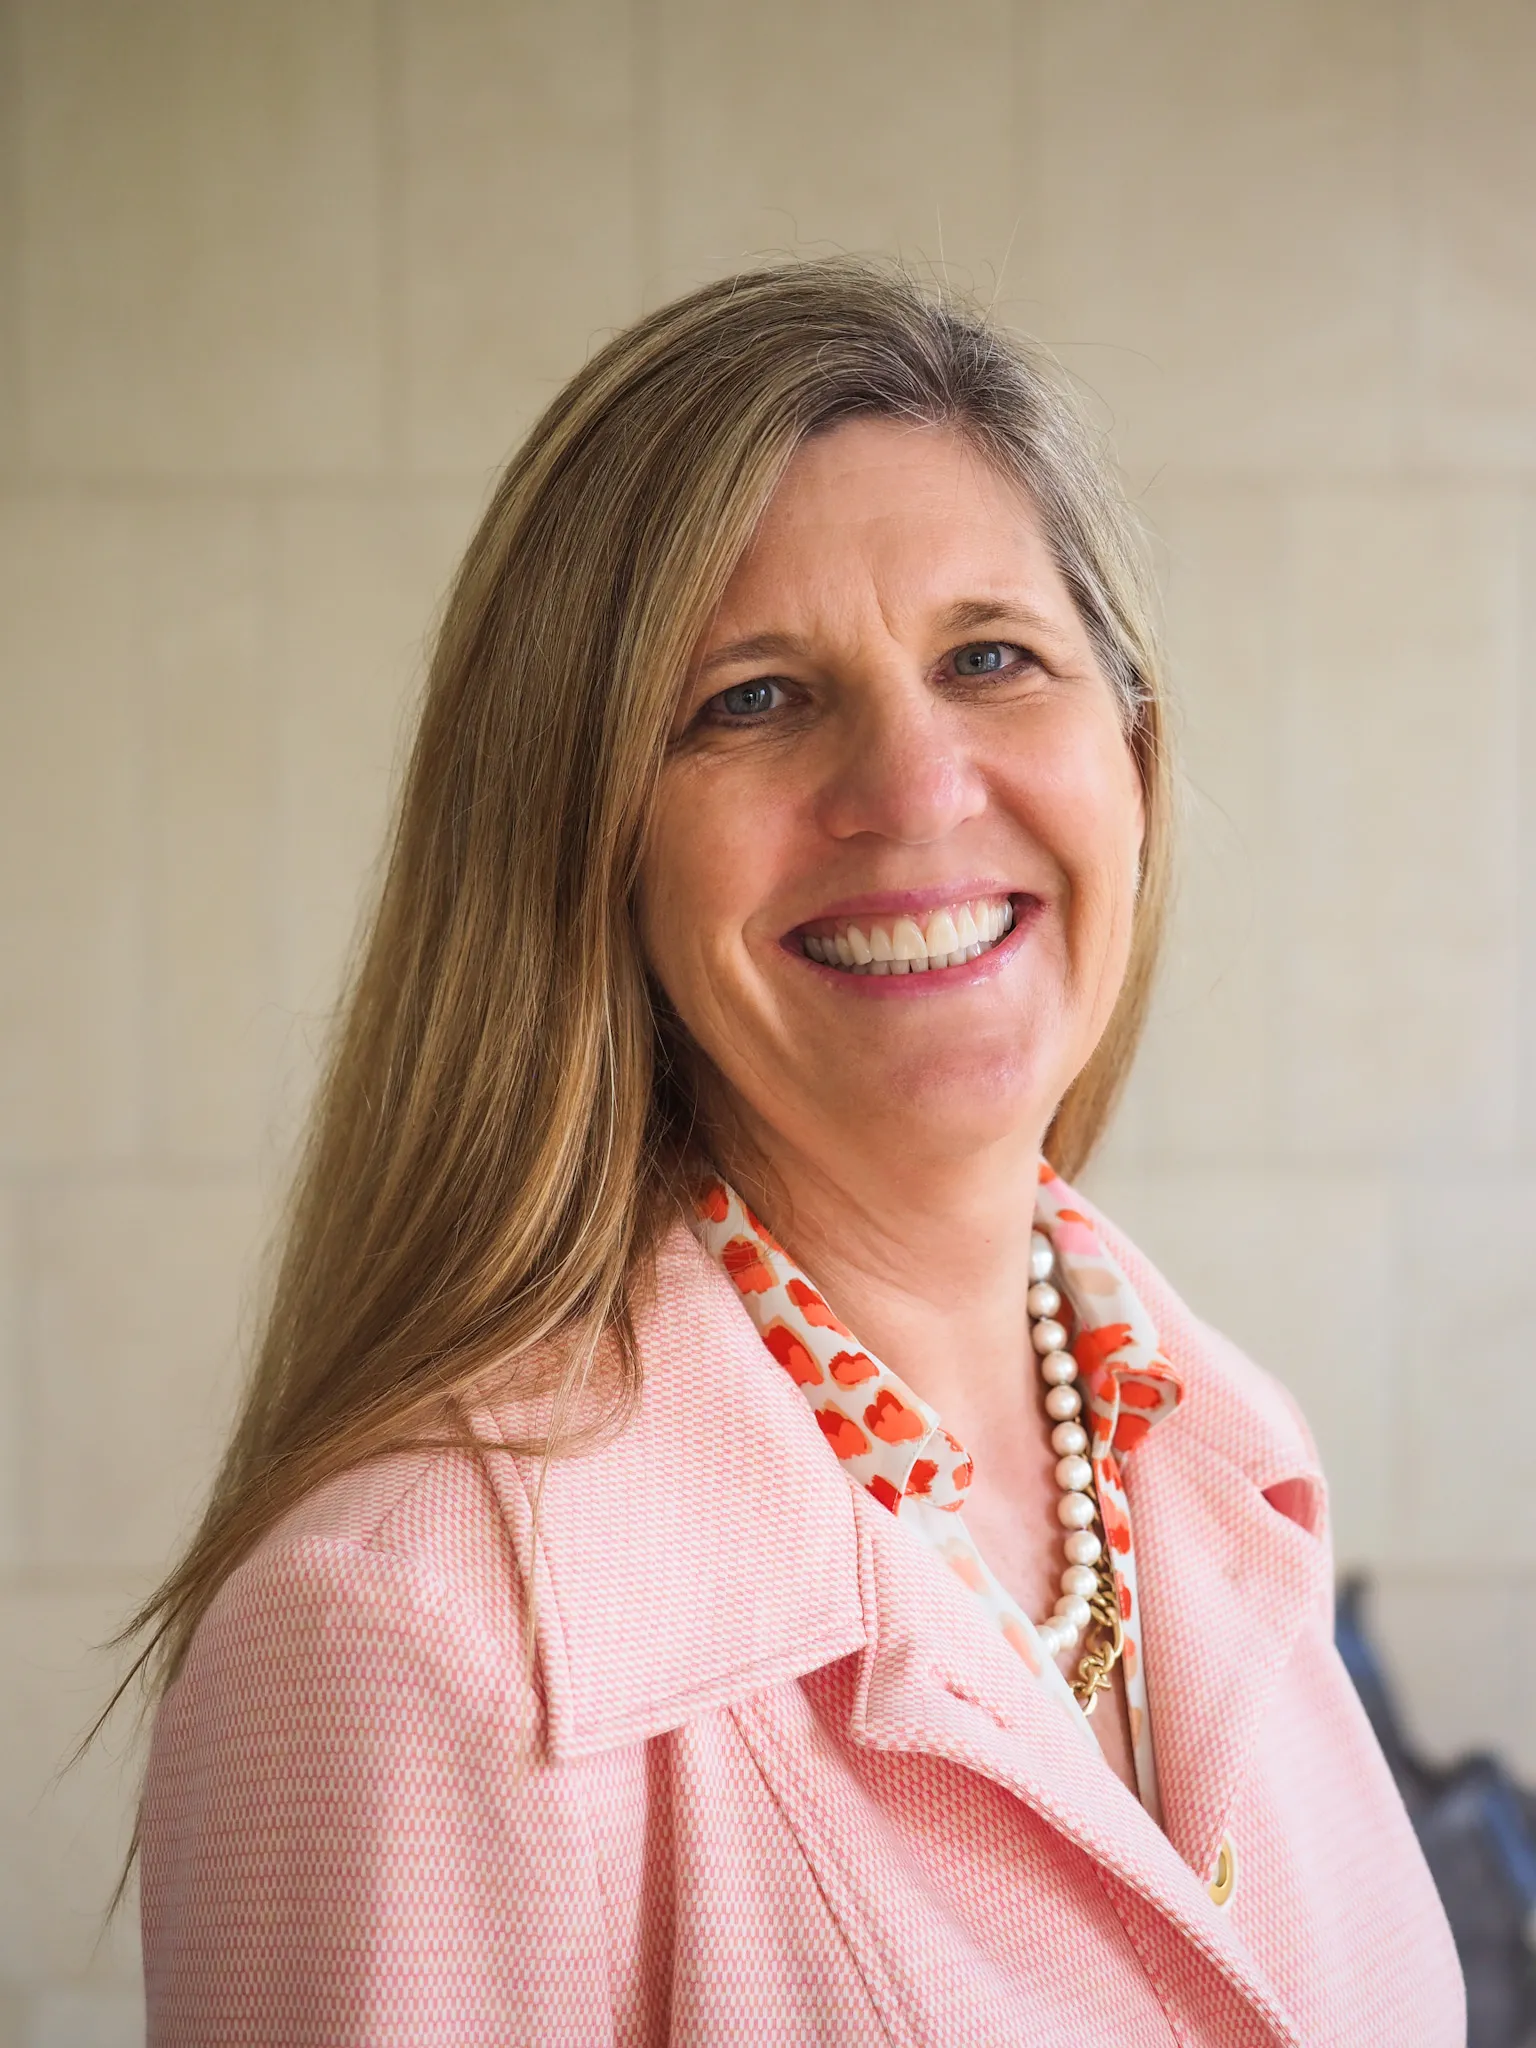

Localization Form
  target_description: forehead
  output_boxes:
[708,417,1075,637]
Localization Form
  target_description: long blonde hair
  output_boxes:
[113,257,1174,1744]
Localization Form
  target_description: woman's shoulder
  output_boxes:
[139,1459,606,2045]
[164,1442,533,1748]
[161,1223,864,1756]
[185,1226,741,1663]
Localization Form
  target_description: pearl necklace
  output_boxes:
[1027,1228,1121,1707]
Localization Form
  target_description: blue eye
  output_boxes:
[953,642,1018,676]
[713,678,783,719]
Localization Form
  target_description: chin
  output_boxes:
[830,1039,1065,1154]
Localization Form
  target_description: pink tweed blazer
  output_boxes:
[141,1206,1464,2047]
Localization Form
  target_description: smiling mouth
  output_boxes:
[797,895,1016,976]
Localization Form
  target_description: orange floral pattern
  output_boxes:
[693,1168,1183,1817]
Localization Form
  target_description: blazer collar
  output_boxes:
[469,1211,1327,2044]
[467,1226,869,1760]
[470,1212,1328,1794]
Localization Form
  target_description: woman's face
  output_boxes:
[639,418,1144,1182]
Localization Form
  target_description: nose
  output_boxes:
[813,678,988,846]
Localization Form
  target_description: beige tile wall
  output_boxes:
[2,0,1532,2032]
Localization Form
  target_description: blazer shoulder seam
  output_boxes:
[221,1530,529,1697]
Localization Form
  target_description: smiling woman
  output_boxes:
[644,421,1145,1174]
[128,261,1463,2046]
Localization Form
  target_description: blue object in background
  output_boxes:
[1336,1577,1536,2048]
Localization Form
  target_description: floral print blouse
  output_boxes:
[692,1162,1184,1819]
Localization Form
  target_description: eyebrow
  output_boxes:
[932,597,1061,639]
[694,599,1062,679]
[694,631,808,679]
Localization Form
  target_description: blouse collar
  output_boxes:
[692,1160,1184,1520]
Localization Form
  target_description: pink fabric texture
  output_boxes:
[140,1195,1465,2046]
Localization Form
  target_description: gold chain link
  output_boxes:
[1069,1554,1124,1714]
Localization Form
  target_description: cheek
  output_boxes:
[638,761,790,1012]
[1009,716,1142,898]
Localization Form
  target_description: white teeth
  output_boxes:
[925,910,961,959]
[801,897,1015,976]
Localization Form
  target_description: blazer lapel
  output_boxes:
[1089,1206,1333,1885]
[1128,1412,1331,1881]
[845,1488,1305,2048]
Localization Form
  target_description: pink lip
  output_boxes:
[786,879,1019,932]
[784,894,1043,997]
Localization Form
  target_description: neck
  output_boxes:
[712,1117,1047,1440]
